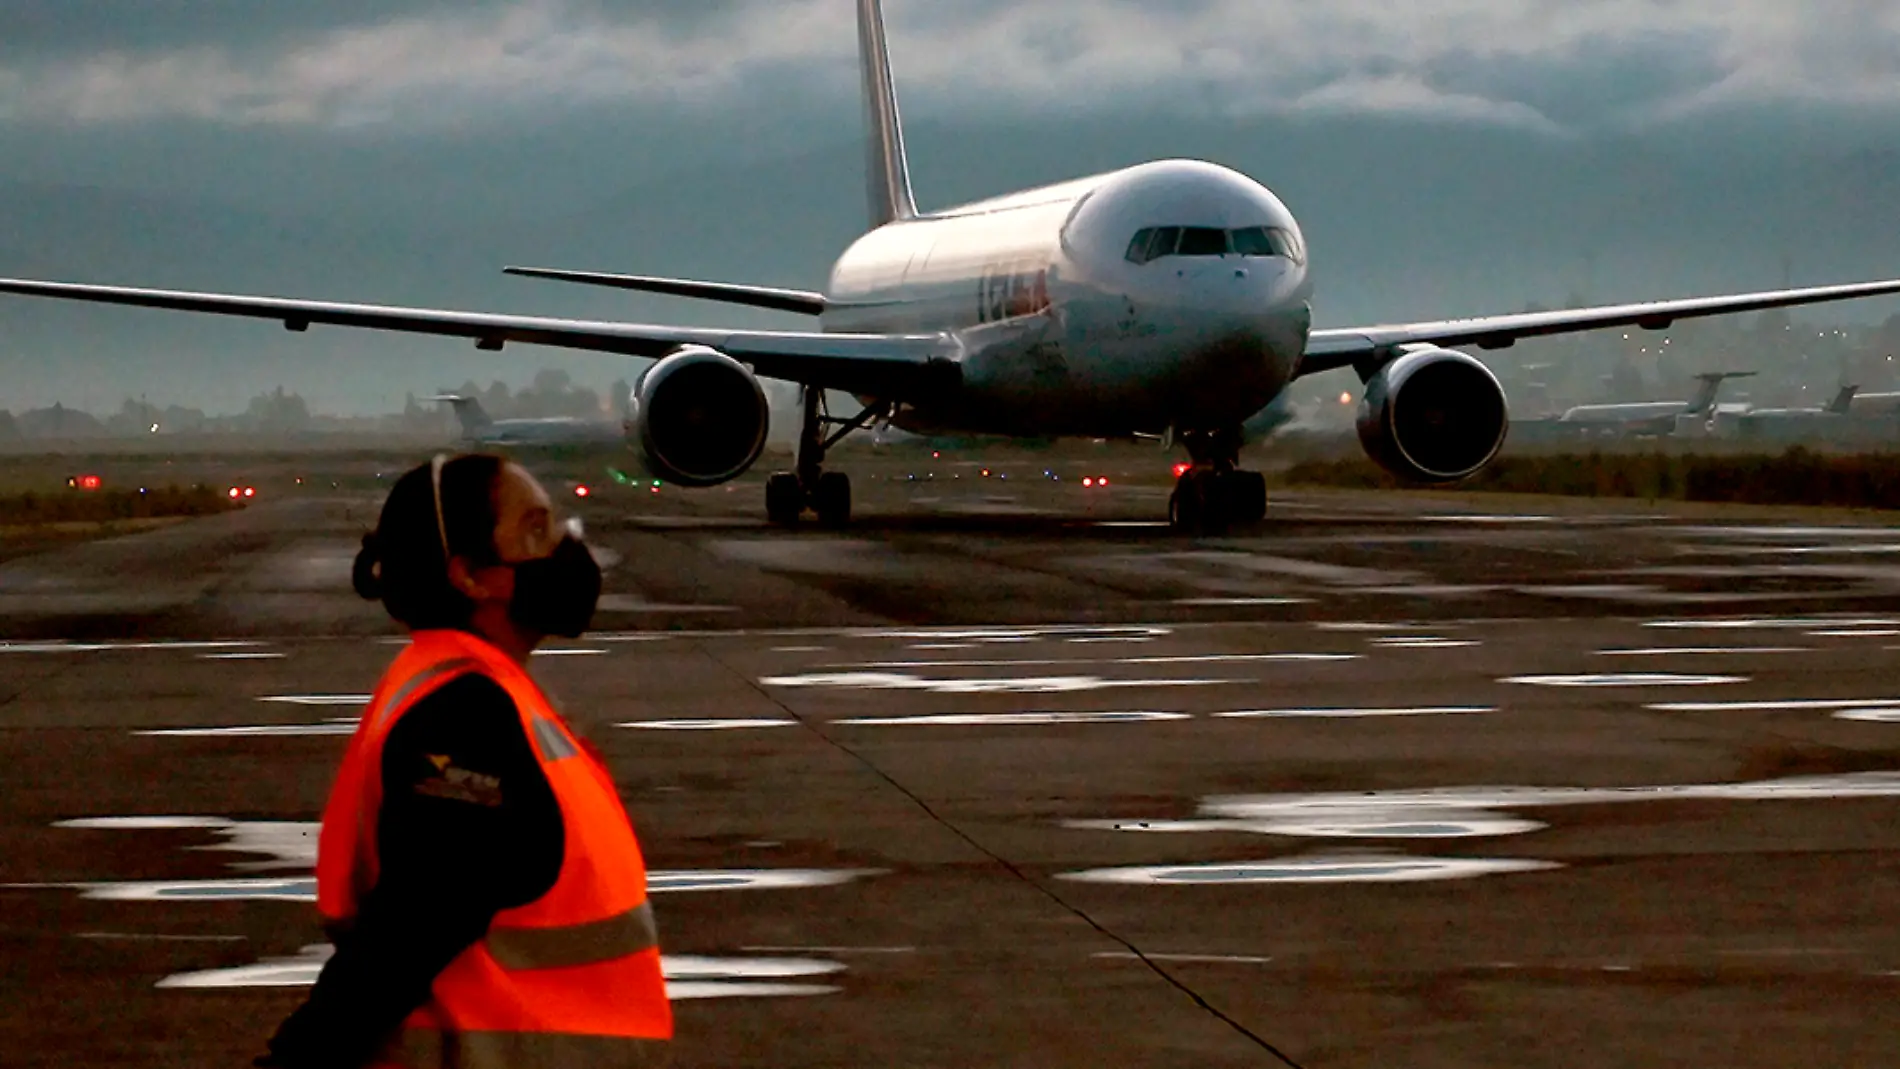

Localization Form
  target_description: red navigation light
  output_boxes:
[1098,476,1110,487]
[1082,477,1094,488]
[574,485,591,498]
[243,486,256,498]
[228,487,241,499]
[932,451,941,459]
[73,474,103,491]
[1171,462,1192,479]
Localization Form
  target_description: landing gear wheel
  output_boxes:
[1169,472,1210,534]
[1230,470,1268,524]
[812,471,852,527]
[766,472,803,525]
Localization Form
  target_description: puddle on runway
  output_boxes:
[159,944,846,999]
[1596,646,1809,657]
[1173,597,1311,607]
[56,817,314,869]
[618,719,800,731]
[1213,705,1495,719]
[1060,854,1559,885]
[0,640,264,655]
[141,721,359,737]
[1648,697,1900,712]
[760,671,1238,694]
[848,625,1172,644]
[834,653,1356,670]
[1502,672,1745,687]
[1645,617,1900,631]
[1835,708,1900,723]
[1076,772,1900,845]
[1092,951,1270,964]
[834,711,1191,727]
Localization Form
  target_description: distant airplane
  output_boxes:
[10,1,1900,530]
[1557,372,1757,437]
[430,394,625,448]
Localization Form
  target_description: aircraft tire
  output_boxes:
[813,471,852,527]
[1229,470,1268,524]
[1169,472,1212,534]
[766,472,803,525]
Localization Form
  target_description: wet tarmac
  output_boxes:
[4,481,1900,1066]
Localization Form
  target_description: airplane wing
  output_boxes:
[1299,277,1900,379]
[503,266,827,316]
[0,277,951,399]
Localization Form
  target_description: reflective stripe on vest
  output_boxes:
[485,901,658,970]
[379,1029,669,1069]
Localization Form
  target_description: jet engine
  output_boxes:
[1356,347,1508,483]
[631,346,769,487]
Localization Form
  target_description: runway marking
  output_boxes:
[761,672,1239,694]
[1092,951,1271,964]
[1369,637,1479,649]
[1314,622,1453,633]
[835,711,1192,727]
[769,645,832,653]
[1071,814,1541,838]
[531,647,609,656]
[1806,629,1900,637]
[618,719,799,731]
[1058,855,1559,885]
[850,626,1172,643]
[1596,647,1809,657]
[0,640,263,654]
[740,945,915,955]
[1647,697,1900,712]
[141,722,359,737]
[594,596,739,614]
[1214,706,1495,719]
[1502,673,1745,687]
[257,694,370,706]
[199,652,287,661]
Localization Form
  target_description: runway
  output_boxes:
[3,477,1900,1067]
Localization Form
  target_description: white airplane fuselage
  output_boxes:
[818,159,1314,438]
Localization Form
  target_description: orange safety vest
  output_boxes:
[316,629,672,1069]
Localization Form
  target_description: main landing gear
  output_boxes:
[1168,427,1267,534]
[766,387,887,527]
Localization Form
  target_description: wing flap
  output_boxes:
[0,276,952,398]
[1300,277,1900,378]
[503,266,827,316]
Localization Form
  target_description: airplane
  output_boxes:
[1556,372,1757,437]
[10,0,1900,531]
[430,394,627,449]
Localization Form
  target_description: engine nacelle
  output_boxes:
[631,346,769,487]
[1356,347,1508,483]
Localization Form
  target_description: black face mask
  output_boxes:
[507,535,602,638]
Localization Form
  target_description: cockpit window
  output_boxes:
[1177,227,1227,256]
[1126,225,1305,265]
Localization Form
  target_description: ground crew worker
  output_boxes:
[260,453,671,1069]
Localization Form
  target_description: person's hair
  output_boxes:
[352,454,507,629]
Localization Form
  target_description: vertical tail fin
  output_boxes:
[858,0,918,228]
[1828,384,1860,414]
[1685,371,1755,416]
[428,394,490,435]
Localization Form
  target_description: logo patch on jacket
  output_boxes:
[415,755,504,806]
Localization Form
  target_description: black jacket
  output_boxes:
[265,673,565,1068]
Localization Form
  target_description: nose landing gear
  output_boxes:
[1169,427,1267,534]
[766,387,885,527]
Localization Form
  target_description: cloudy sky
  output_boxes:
[4,0,1900,413]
